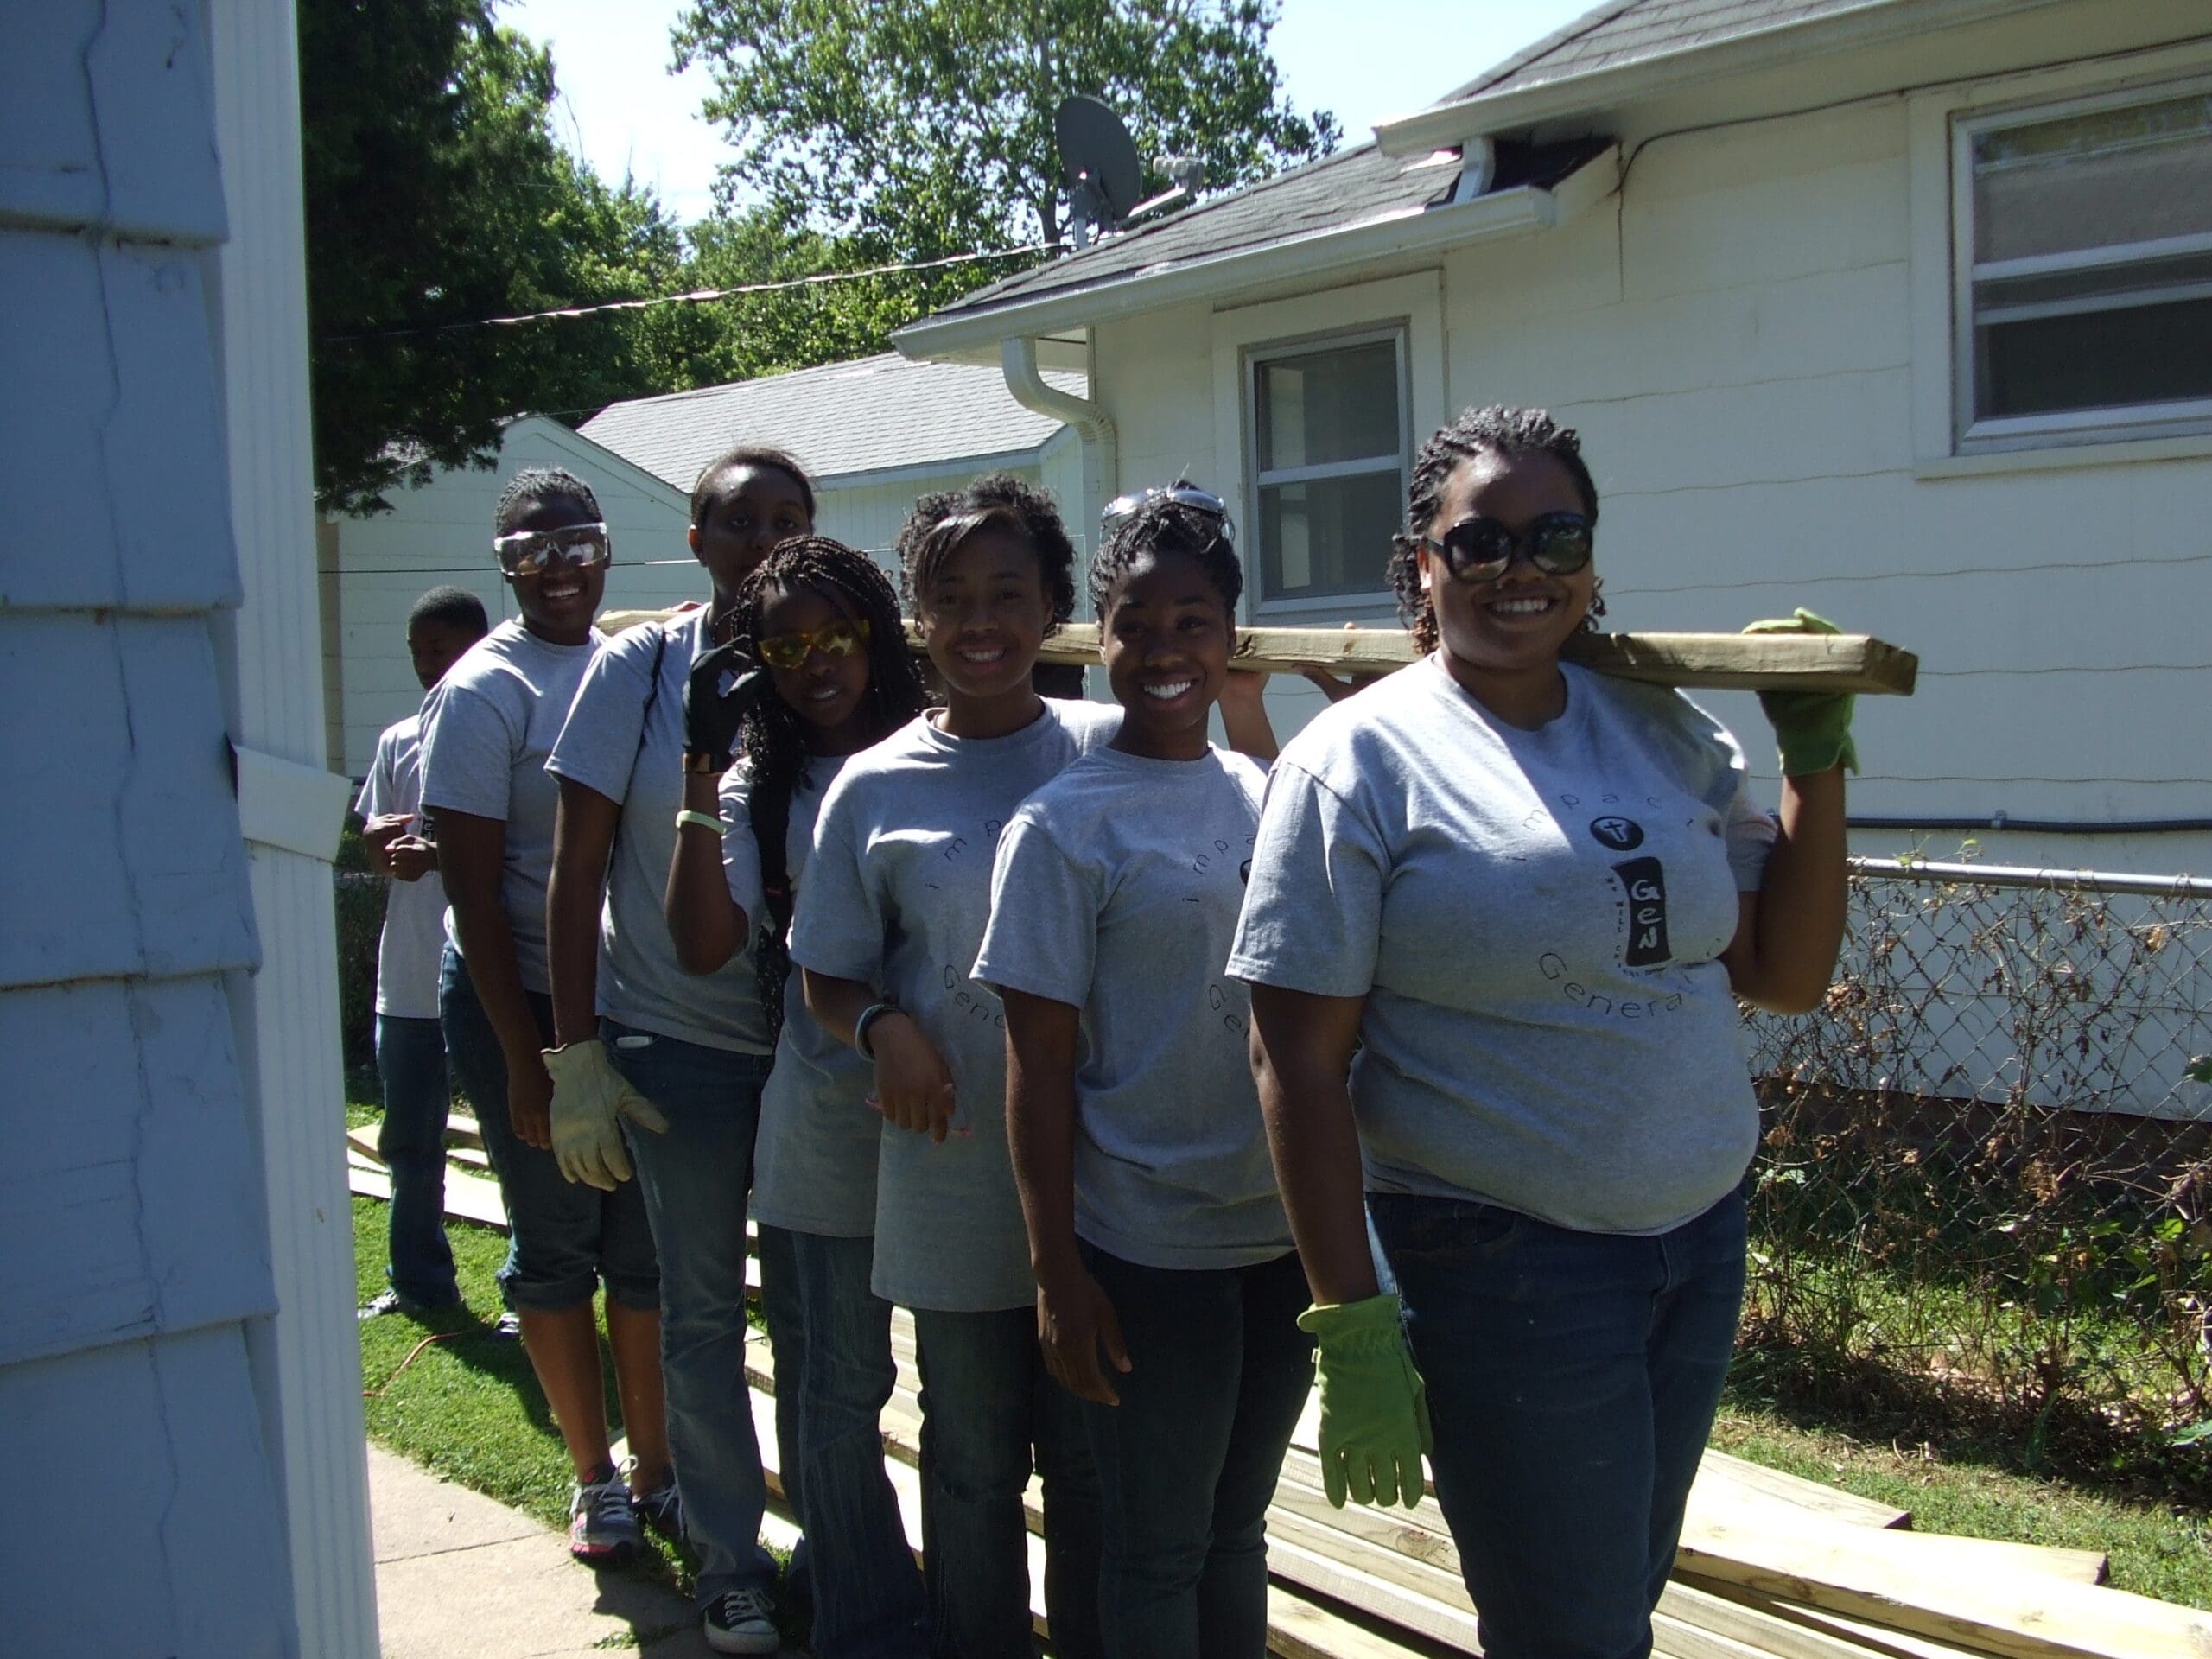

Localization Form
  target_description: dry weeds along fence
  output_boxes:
[1741,857,2212,1465]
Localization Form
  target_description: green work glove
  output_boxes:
[1741,608,1859,776]
[542,1039,669,1191]
[1297,1294,1432,1510]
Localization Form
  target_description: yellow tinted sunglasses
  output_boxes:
[755,617,870,669]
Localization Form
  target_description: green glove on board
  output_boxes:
[1741,607,1860,777]
[1297,1294,1432,1510]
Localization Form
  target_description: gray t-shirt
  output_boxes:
[357,711,445,1020]
[1228,657,1777,1236]
[721,753,879,1236]
[975,745,1292,1271]
[547,609,771,1054]
[790,698,1122,1311]
[418,620,601,995]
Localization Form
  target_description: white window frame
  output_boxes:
[1947,72,2212,456]
[1239,324,1413,616]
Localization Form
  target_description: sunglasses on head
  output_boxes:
[1421,512,1593,583]
[754,617,871,670]
[1101,486,1234,539]
[493,521,612,577]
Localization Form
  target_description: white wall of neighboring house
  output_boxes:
[1079,14,2212,880]
[325,424,1081,776]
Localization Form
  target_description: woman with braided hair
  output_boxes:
[1230,406,1855,1659]
[542,447,815,1653]
[664,536,931,1659]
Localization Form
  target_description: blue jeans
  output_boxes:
[439,947,659,1313]
[1078,1245,1313,1659]
[1370,1187,1749,1659]
[786,1230,928,1658]
[911,1306,1103,1659]
[374,1014,460,1306]
[602,1019,781,1607]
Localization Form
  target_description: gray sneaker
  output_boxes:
[568,1469,640,1564]
[702,1586,779,1654]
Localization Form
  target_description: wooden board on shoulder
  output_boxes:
[597,609,1918,696]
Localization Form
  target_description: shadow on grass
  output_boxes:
[1728,1331,2212,1513]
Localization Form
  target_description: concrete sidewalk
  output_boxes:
[370,1442,715,1657]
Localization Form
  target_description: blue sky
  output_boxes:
[502,0,1596,227]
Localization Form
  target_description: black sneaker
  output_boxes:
[702,1586,779,1654]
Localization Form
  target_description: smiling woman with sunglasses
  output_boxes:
[1229,405,1853,1659]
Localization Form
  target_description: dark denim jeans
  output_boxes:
[911,1306,1103,1659]
[1078,1245,1313,1659]
[374,1013,461,1306]
[602,1018,780,1607]
[439,947,659,1313]
[1370,1187,1748,1659]
[785,1230,928,1658]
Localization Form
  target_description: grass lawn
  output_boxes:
[351,1189,2212,1623]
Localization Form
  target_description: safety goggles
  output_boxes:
[754,616,871,670]
[1421,512,1593,583]
[1100,486,1234,539]
[493,521,612,577]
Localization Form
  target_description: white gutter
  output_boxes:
[1000,338,1116,555]
[894,177,1561,363]
[1372,0,2067,156]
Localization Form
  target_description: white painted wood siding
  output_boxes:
[1086,36,2212,874]
[327,449,1046,772]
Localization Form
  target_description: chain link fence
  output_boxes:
[1741,857,2212,1456]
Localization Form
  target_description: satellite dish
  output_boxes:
[1056,94,1141,245]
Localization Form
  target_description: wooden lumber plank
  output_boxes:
[1681,1582,2006,1659]
[598,608,1917,696]
[445,1110,484,1151]
[345,1139,509,1230]
[1699,1451,1910,1531]
[1675,1513,2212,1659]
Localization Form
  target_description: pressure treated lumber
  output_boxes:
[596,608,1918,696]
[1675,1514,2212,1659]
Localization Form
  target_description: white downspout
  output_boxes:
[1000,336,1118,558]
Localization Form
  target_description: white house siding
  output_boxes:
[325,419,698,773]
[0,1,367,1654]
[327,435,1069,774]
[1083,20,2212,877]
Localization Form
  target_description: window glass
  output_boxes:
[1960,86,2212,435]
[1255,342,1400,472]
[1257,471,1403,601]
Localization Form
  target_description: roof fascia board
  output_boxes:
[1373,0,2067,156]
[509,413,695,509]
[894,180,1560,361]
[817,442,1061,492]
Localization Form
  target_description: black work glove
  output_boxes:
[683,639,766,770]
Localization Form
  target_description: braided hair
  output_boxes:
[896,473,1078,635]
[728,537,925,804]
[1385,406,1602,654]
[493,466,601,535]
[1088,481,1243,618]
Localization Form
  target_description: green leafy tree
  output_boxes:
[302,1,687,513]
[671,0,1338,257]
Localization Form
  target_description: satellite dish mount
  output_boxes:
[1055,94,1141,250]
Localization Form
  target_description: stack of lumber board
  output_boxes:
[351,1151,2208,1659]
[593,611,1922,697]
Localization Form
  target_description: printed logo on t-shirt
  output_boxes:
[1588,815,1645,851]
[1612,855,1672,967]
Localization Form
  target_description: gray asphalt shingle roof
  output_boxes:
[578,353,1084,492]
[1442,0,1888,102]
[921,0,1817,327]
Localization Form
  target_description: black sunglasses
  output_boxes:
[1421,512,1593,583]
